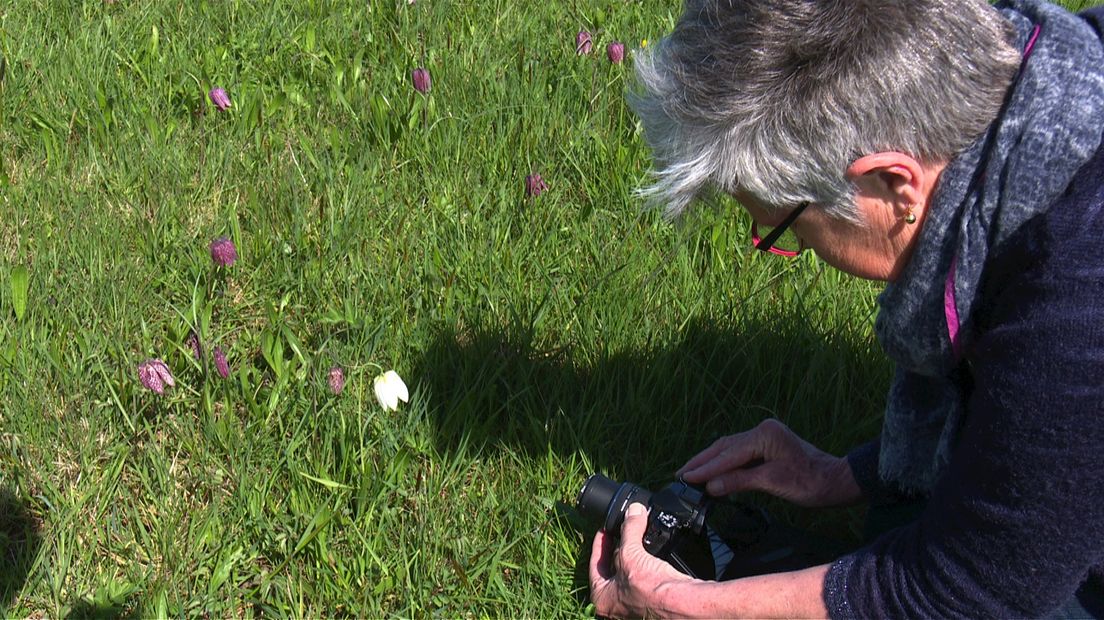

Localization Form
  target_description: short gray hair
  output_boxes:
[631,0,1021,220]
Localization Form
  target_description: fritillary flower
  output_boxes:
[328,366,345,395]
[186,331,202,360]
[576,30,593,55]
[525,173,548,198]
[209,236,238,267]
[208,87,232,111]
[607,42,625,65]
[213,347,230,379]
[373,370,409,411]
[138,358,175,395]
[412,68,431,94]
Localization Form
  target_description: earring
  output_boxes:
[904,206,917,225]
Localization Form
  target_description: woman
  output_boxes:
[588,0,1104,617]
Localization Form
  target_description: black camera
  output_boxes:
[576,472,849,582]
[575,473,724,579]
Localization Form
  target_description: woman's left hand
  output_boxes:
[588,502,697,618]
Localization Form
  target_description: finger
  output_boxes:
[588,534,615,619]
[703,467,759,496]
[714,459,794,497]
[619,502,649,550]
[589,529,616,582]
[683,442,765,488]
[677,436,732,476]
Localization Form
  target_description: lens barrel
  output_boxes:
[576,474,652,532]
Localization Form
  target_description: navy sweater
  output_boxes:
[825,8,1104,618]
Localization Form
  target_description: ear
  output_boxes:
[845,152,929,215]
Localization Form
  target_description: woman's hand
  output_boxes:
[588,500,836,618]
[678,418,862,508]
[588,503,696,619]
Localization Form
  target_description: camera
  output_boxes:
[575,473,725,579]
[576,472,849,582]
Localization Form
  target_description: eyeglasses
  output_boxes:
[751,201,810,257]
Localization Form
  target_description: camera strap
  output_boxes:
[706,525,736,578]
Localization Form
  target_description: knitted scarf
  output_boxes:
[873,0,1104,493]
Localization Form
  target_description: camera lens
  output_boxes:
[576,474,619,519]
[576,474,651,532]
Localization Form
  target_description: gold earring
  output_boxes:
[904,206,917,225]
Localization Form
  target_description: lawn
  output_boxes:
[1,0,1095,617]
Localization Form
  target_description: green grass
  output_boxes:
[1,0,1098,616]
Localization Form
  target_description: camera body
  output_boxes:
[576,472,850,582]
[576,473,720,579]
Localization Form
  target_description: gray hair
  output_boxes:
[630,0,1021,220]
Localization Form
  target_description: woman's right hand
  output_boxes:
[677,419,863,508]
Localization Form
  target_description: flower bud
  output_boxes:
[213,347,230,379]
[525,173,548,198]
[412,68,431,94]
[328,366,345,395]
[575,30,593,55]
[138,358,175,395]
[186,331,202,360]
[208,87,232,111]
[209,236,238,267]
[607,42,625,65]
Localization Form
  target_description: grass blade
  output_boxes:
[11,265,28,321]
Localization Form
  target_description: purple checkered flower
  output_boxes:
[525,173,548,198]
[575,30,593,55]
[213,347,230,379]
[328,366,345,395]
[412,68,431,94]
[209,87,232,111]
[607,42,625,65]
[138,358,175,395]
[209,236,237,267]
[186,331,202,360]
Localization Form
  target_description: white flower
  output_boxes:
[373,370,409,411]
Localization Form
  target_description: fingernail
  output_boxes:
[627,503,644,517]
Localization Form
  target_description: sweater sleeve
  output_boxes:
[845,436,916,508]
[825,208,1104,617]
[844,438,881,499]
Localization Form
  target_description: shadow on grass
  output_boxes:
[64,580,141,620]
[64,600,136,617]
[65,601,141,620]
[0,489,42,609]
[414,313,888,600]
[0,491,137,619]
[415,314,888,480]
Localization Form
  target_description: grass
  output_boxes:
[1,0,1098,616]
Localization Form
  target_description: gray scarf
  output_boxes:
[874,0,1104,493]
